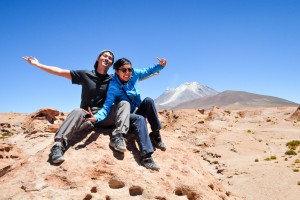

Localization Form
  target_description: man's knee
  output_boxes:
[118,101,130,111]
[68,108,86,118]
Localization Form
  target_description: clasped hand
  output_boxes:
[84,107,97,123]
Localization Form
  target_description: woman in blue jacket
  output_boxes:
[94,57,167,170]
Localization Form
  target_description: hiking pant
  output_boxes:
[55,101,130,146]
[136,97,162,132]
[129,97,162,156]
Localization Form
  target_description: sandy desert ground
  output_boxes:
[0,106,299,200]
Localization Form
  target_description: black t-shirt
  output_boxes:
[70,70,112,112]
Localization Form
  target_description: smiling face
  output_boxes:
[116,64,133,82]
[95,51,114,74]
[99,52,113,67]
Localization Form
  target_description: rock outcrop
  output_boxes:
[22,108,66,135]
[0,108,239,200]
[289,106,300,121]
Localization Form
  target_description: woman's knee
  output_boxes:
[143,97,154,105]
[131,114,146,125]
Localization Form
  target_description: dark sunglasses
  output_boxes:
[119,68,133,73]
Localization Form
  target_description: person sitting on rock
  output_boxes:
[23,50,130,164]
[93,57,167,170]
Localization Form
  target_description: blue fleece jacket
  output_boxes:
[94,63,164,123]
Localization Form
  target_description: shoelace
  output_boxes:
[116,137,127,143]
[143,157,159,170]
[52,145,64,155]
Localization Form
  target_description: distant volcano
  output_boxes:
[155,82,299,110]
[154,82,218,110]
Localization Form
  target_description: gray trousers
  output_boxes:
[54,101,130,146]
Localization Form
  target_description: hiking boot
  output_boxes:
[150,131,166,151]
[109,134,126,152]
[51,142,65,163]
[141,156,160,170]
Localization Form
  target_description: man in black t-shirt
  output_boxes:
[23,50,130,163]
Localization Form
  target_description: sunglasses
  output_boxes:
[119,68,133,73]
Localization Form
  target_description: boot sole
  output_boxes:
[143,164,160,171]
[52,157,65,164]
[109,143,126,152]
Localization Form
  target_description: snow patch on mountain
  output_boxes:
[155,82,218,107]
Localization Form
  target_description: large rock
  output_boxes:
[22,108,66,135]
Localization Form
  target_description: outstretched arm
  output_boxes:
[139,58,167,81]
[22,56,72,80]
[137,57,167,81]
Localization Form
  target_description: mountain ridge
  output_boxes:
[155,82,299,110]
[174,90,299,109]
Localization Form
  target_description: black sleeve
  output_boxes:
[70,70,85,85]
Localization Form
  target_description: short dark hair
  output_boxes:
[113,58,132,70]
[94,50,114,70]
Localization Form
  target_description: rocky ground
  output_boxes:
[0,106,300,200]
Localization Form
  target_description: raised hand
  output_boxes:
[21,56,72,80]
[157,57,167,67]
[22,56,40,66]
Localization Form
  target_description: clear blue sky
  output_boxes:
[1,0,299,113]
